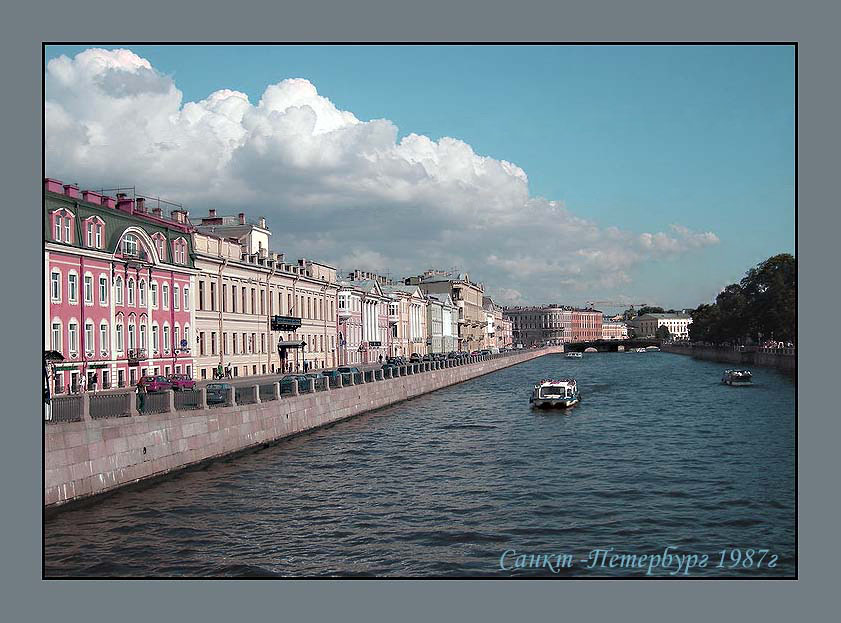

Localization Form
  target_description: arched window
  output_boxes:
[115,320,124,353]
[50,269,61,302]
[183,325,190,348]
[84,273,93,305]
[85,321,94,354]
[115,276,123,305]
[139,280,147,307]
[152,323,160,354]
[127,278,135,306]
[162,283,169,310]
[67,271,78,304]
[183,286,190,310]
[151,281,159,308]
[68,321,79,354]
[99,275,108,305]
[174,324,180,351]
[123,233,138,257]
[139,323,147,350]
[127,321,136,351]
[174,285,180,310]
[99,321,109,355]
[163,324,170,354]
[153,234,166,262]
[51,319,62,352]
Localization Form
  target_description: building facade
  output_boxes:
[503,305,568,346]
[406,271,485,352]
[339,279,391,364]
[601,321,629,340]
[382,284,428,357]
[570,308,604,342]
[635,313,693,340]
[192,210,339,379]
[45,179,196,394]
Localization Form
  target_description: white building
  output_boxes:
[635,313,692,341]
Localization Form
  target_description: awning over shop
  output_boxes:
[53,363,79,371]
[277,340,307,348]
[87,363,110,369]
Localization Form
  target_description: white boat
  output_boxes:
[565,352,582,359]
[722,369,752,386]
[530,378,580,409]
[645,346,661,352]
[635,347,647,353]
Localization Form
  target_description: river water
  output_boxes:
[44,352,796,577]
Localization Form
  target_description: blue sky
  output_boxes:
[44,45,794,309]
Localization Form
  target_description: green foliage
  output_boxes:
[635,306,664,316]
[689,254,795,344]
[655,325,672,341]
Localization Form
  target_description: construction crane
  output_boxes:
[585,301,649,312]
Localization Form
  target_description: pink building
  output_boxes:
[44,178,196,394]
[570,308,604,342]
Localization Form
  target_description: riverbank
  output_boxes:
[44,347,562,511]
[662,343,796,375]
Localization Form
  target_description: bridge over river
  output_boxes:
[565,338,662,352]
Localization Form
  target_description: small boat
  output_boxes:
[530,378,580,409]
[635,347,647,353]
[722,369,752,386]
[565,352,582,359]
[645,346,661,352]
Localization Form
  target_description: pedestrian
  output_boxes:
[136,381,146,412]
[225,363,232,379]
[303,360,309,373]
[90,371,98,393]
[378,355,383,364]
[217,362,224,380]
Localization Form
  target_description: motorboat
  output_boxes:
[565,352,582,359]
[634,347,647,353]
[645,346,661,352]
[530,378,580,409]
[722,369,752,386]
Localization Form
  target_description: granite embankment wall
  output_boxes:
[45,348,562,510]
[662,344,796,374]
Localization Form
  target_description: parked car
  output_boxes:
[387,356,406,366]
[280,374,311,391]
[167,374,196,391]
[205,382,232,405]
[137,375,172,393]
[336,366,361,375]
[479,349,491,356]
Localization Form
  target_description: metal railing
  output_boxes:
[313,377,327,392]
[90,393,131,419]
[259,383,278,402]
[341,373,352,386]
[48,396,83,423]
[364,370,374,383]
[235,386,258,405]
[174,389,202,410]
[298,379,313,394]
[137,392,169,415]
[353,372,363,385]
[280,382,296,396]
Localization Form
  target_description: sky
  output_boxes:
[43,45,794,310]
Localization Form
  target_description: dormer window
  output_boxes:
[52,209,74,243]
[153,234,166,262]
[123,233,138,257]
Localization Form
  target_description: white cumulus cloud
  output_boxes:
[45,48,720,304]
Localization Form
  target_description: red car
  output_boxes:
[137,375,173,393]
[167,374,196,391]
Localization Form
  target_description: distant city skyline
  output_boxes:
[44,44,794,309]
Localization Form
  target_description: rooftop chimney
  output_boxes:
[100,195,116,209]
[208,209,216,217]
[63,184,80,199]
[152,207,163,217]
[82,190,102,205]
[135,197,146,213]
[238,212,245,225]
[172,209,186,224]
[116,194,134,213]
[259,216,266,228]
[44,178,64,194]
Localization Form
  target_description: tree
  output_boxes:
[689,303,722,343]
[636,306,664,316]
[655,325,672,341]
[740,254,796,342]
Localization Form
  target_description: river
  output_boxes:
[44,352,796,577]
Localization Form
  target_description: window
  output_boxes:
[251,288,256,315]
[139,280,146,307]
[85,322,94,354]
[139,323,147,350]
[151,282,158,307]
[64,216,71,243]
[152,324,159,353]
[231,285,237,313]
[95,223,102,249]
[199,332,205,355]
[84,275,93,304]
[155,236,166,261]
[115,276,123,305]
[128,322,136,350]
[174,285,179,310]
[68,322,78,354]
[123,233,138,257]
[222,284,227,312]
[223,332,229,355]
[174,326,180,350]
[261,333,265,353]
[116,322,124,352]
[242,289,247,314]
[184,326,190,348]
[87,222,94,247]
[50,270,61,301]
[53,217,61,241]
[100,322,108,354]
[99,276,108,305]
[51,322,62,351]
[183,286,190,310]
[210,283,216,311]
[211,332,217,356]
[260,290,265,315]
[68,273,78,303]
[198,281,205,311]
[162,283,169,310]
[127,278,135,306]
[233,333,238,354]
[163,325,170,354]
